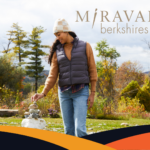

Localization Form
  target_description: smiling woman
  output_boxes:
[54,32,74,45]
[31,18,98,138]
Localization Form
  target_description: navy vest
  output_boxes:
[56,37,90,87]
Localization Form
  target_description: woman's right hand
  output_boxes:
[31,93,44,102]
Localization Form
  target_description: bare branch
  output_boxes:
[141,38,150,49]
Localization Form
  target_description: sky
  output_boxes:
[1,0,150,72]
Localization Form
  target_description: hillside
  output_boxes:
[23,70,49,83]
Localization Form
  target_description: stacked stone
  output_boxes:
[21,102,46,129]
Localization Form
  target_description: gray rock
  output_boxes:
[121,123,129,126]
[0,122,8,124]
[56,128,62,130]
[88,128,93,130]
[52,128,58,131]
[88,132,95,134]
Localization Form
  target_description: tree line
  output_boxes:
[0,23,50,93]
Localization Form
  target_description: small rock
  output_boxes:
[121,123,129,126]
[98,124,102,125]
[88,128,93,130]
[103,123,106,125]
[88,132,95,134]
[135,124,138,126]
[56,128,62,130]
[52,128,58,131]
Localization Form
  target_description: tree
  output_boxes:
[25,26,50,93]
[10,22,29,66]
[22,82,32,96]
[1,30,14,54]
[0,54,25,108]
[114,61,145,97]
[120,75,150,111]
[0,54,25,91]
[95,39,120,106]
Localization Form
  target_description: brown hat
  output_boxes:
[53,18,72,34]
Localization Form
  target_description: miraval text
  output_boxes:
[75,10,150,28]
[75,9,149,34]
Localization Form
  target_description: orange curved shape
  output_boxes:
[0,126,116,150]
[106,132,150,149]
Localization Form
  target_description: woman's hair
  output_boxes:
[48,31,77,65]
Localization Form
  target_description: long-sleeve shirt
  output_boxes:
[41,39,98,96]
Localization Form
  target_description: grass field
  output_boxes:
[0,117,150,134]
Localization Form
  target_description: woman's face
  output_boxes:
[54,32,68,44]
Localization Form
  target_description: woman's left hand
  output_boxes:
[87,92,95,109]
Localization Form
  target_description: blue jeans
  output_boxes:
[58,85,89,137]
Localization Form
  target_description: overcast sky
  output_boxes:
[1,0,150,72]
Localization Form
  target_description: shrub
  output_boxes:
[87,92,107,118]
[117,96,145,118]
[14,100,31,118]
[36,98,50,117]
[87,92,116,118]
[37,80,60,112]
[22,82,32,96]
[48,108,60,118]
[140,111,150,119]
[136,75,150,111]
[0,85,16,108]
[121,80,140,98]
[96,113,129,120]
[120,75,150,111]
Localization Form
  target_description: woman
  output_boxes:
[31,18,98,137]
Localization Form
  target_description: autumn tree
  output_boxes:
[114,60,145,98]
[0,54,25,107]
[95,39,120,106]
[120,75,150,111]
[0,54,25,91]
[25,26,50,93]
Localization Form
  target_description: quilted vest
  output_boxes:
[56,36,90,87]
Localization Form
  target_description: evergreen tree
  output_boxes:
[10,22,29,66]
[25,26,50,93]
